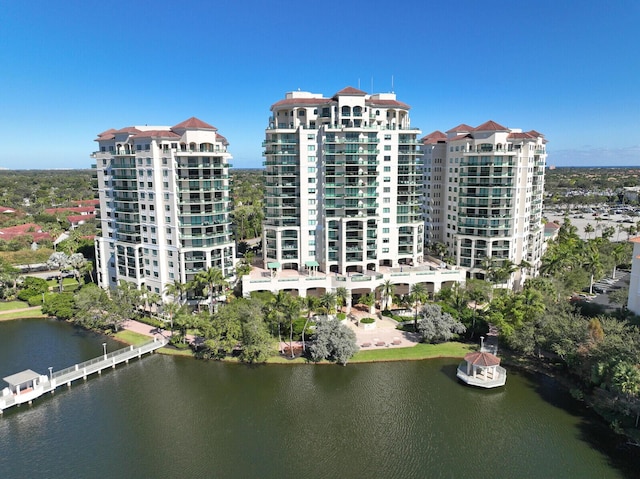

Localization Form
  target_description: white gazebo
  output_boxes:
[457,351,506,388]
[1,369,48,405]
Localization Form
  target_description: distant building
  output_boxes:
[0,223,51,243]
[422,121,547,288]
[92,118,236,297]
[622,186,640,203]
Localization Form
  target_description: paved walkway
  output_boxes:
[343,307,420,349]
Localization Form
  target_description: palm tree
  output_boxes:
[584,223,595,240]
[409,283,428,331]
[611,243,627,278]
[164,279,188,306]
[319,291,337,316]
[379,280,395,311]
[301,295,319,351]
[284,296,302,358]
[433,242,448,260]
[357,292,376,315]
[335,287,349,313]
[195,267,226,314]
[162,301,179,331]
[582,245,603,295]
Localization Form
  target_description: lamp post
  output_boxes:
[48,367,53,381]
[102,342,107,360]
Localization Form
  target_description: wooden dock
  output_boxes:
[0,336,168,414]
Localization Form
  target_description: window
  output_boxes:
[308,167,316,173]
[382,228,390,233]
[384,166,391,172]
[307,134,315,140]
[383,197,390,203]
[307,145,315,151]
[308,209,316,215]
[308,178,315,183]
[384,145,391,151]
[308,219,317,225]
[383,177,391,182]
[383,187,390,193]
[308,199,316,205]
[383,218,390,223]
[384,134,391,140]
[384,155,391,161]
[308,156,316,162]
[383,208,390,213]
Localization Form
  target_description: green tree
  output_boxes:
[379,280,396,311]
[194,267,227,314]
[239,314,272,364]
[164,279,188,306]
[335,287,349,313]
[309,319,359,365]
[41,292,74,320]
[582,244,603,295]
[417,303,466,343]
[318,291,337,316]
[409,283,428,331]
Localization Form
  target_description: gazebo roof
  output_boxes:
[3,369,41,387]
[464,351,501,367]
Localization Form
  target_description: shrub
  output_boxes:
[336,312,346,320]
[360,317,375,324]
[27,294,43,306]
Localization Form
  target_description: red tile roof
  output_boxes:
[216,133,229,146]
[507,132,535,139]
[446,124,474,133]
[448,134,473,142]
[334,86,367,96]
[464,351,501,367]
[171,117,217,130]
[45,206,94,215]
[270,97,330,108]
[132,130,181,139]
[0,223,51,242]
[474,120,509,131]
[629,236,640,243]
[0,206,16,213]
[366,98,410,109]
[420,131,447,144]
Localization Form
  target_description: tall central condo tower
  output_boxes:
[422,121,547,288]
[92,118,235,297]
[262,87,424,275]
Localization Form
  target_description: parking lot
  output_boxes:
[582,270,630,310]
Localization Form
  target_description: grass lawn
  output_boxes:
[264,342,474,365]
[0,300,29,311]
[350,342,474,363]
[158,347,194,357]
[113,330,152,346]
[0,307,46,321]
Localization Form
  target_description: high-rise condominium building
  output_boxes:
[263,87,424,274]
[242,87,465,303]
[422,121,547,288]
[92,118,235,297]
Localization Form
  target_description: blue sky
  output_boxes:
[1,0,638,169]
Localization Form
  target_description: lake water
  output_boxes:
[1,318,639,478]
